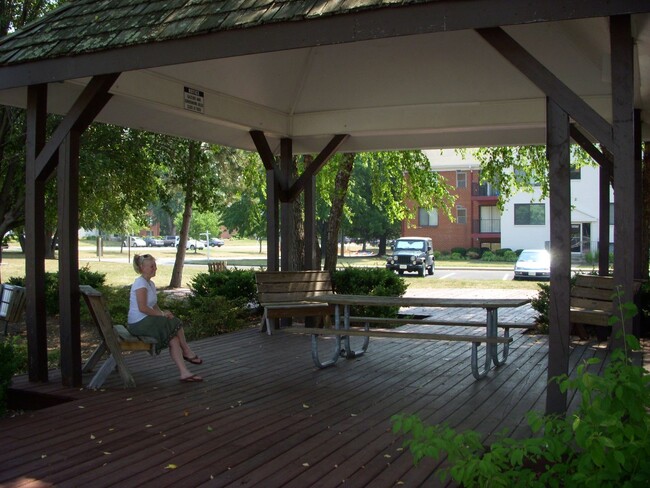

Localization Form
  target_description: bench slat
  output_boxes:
[277,326,512,344]
[348,316,534,329]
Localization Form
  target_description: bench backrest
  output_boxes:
[256,271,333,305]
[570,274,615,313]
[0,284,26,323]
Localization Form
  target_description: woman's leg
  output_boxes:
[169,336,199,380]
[176,327,198,359]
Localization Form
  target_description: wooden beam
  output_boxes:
[1,1,647,90]
[266,168,280,272]
[58,130,82,387]
[546,97,571,416]
[304,155,317,270]
[250,130,288,198]
[34,73,118,180]
[25,84,48,382]
[598,160,612,276]
[476,27,613,150]
[285,134,349,202]
[569,124,613,180]
[610,14,635,347]
[280,138,293,271]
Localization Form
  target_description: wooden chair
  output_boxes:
[1,283,26,336]
[208,260,227,273]
[80,285,157,389]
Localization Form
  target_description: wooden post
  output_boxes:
[546,97,571,416]
[58,130,82,386]
[25,84,48,382]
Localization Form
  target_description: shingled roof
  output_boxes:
[0,0,422,66]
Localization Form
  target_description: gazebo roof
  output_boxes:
[0,0,648,153]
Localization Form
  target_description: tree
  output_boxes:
[318,150,454,272]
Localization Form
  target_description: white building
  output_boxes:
[500,164,613,256]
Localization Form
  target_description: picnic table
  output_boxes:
[301,294,532,379]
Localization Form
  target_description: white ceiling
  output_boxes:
[1,15,648,155]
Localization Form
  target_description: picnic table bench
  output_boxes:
[279,294,532,379]
[1,283,26,336]
[255,271,334,334]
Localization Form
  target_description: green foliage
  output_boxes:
[502,250,518,262]
[189,269,258,307]
[530,282,550,333]
[332,267,407,318]
[393,331,650,487]
[450,247,467,257]
[0,338,21,416]
[169,295,250,341]
[8,265,106,316]
[450,252,464,261]
[480,251,498,262]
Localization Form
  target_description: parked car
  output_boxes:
[163,235,178,247]
[144,236,164,247]
[513,249,550,280]
[386,237,435,277]
[202,237,225,247]
[123,236,147,247]
[174,236,205,250]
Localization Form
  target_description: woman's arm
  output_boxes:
[135,288,174,318]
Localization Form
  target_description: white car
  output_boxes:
[175,237,205,250]
[123,236,147,247]
[514,249,551,280]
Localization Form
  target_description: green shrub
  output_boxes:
[502,250,518,262]
[393,329,650,487]
[531,276,578,334]
[450,247,466,257]
[467,247,483,259]
[9,265,106,316]
[433,250,443,260]
[179,295,250,341]
[480,251,497,262]
[333,267,407,319]
[450,252,463,261]
[0,338,20,416]
[495,248,512,257]
[189,269,257,306]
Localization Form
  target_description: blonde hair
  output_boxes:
[133,254,155,273]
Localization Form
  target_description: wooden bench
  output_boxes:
[0,283,26,336]
[255,271,334,334]
[208,260,227,273]
[570,274,642,339]
[80,285,157,389]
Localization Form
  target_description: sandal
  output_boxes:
[179,374,203,383]
[183,355,203,365]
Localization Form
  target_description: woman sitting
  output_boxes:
[128,253,203,383]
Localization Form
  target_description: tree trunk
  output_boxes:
[643,143,650,280]
[169,197,192,288]
[324,153,355,273]
[287,155,304,271]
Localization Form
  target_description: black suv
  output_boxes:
[386,237,435,277]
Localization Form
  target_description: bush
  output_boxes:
[189,269,257,307]
[178,295,250,341]
[393,330,650,487]
[494,247,512,257]
[450,252,464,261]
[502,250,518,262]
[0,338,20,416]
[467,247,483,259]
[8,265,106,316]
[333,267,407,319]
[480,251,497,262]
[450,247,466,257]
[531,276,578,334]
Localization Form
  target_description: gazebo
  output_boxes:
[0,0,648,415]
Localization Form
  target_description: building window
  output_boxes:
[514,203,545,225]
[456,171,467,189]
[419,208,439,227]
[570,165,581,180]
[456,205,467,224]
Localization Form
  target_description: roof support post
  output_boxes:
[610,15,635,347]
[58,130,82,387]
[25,84,48,382]
[545,97,572,416]
[304,155,317,270]
[280,138,294,271]
[569,124,613,275]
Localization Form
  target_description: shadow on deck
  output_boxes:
[1,326,611,487]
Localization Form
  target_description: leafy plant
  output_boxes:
[189,269,257,307]
[392,298,650,487]
[0,338,20,416]
[333,267,407,318]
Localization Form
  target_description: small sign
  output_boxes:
[183,86,204,114]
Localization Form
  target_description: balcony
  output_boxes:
[472,218,501,234]
[471,182,499,199]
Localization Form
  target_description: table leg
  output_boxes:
[310,303,342,368]
[342,304,369,358]
[471,341,492,379]
[487,308,509,366]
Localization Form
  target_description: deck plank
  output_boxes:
[1,325,615,487]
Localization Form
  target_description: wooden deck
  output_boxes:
[2,325,612,487]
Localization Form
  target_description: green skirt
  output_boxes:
[128,315,183,354]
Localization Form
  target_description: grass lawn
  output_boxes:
[0,238,544,291]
